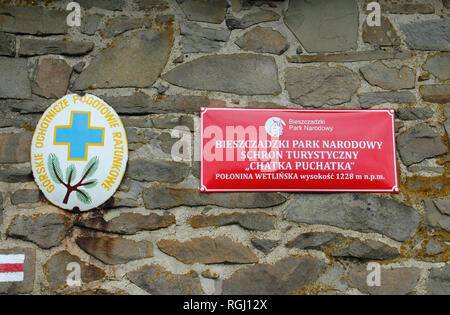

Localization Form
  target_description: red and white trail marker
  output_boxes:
[0,254,25,282]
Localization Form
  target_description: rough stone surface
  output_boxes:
[180,21,230,53]
[235,26,289,55]
[397,124,447,166]
[424,198,450,232]
[157,236,258,264]
[188,212,276,231]
[400,19,450,51]
[127,158,190,182]
[226,9,280,30]
[77,212,175,234]
[373,1,434,14]
[176,0,227,24]
[0,247,35,294]
[286,232,339,249]
[397,107,434,121]
[285,66,360,107]
[32,58,72,99]
[428,264,450,295]
[284,0,358,53]
[0,32,15,56]
[222,256,326,294]
[163,54,281,95]
[423,52,450,81]
[76,233,154,265]
[0,96,54,114]
[0,132,32,163]
[102,16,152,38]
[287,51,411,63]
[0,6,67,35]
[10,189,40,205]
[0,193,3,224]
[420,85,450,104]
[251,239,279,255]
[127,265,204,294]
[359,91,416,108]
[285,194,420,242]
[0,57,31,99]
[360,61,415,90]
[349,266,420,295]
[143,185,286,209]
[81,14,103,36]
[425,240,447,256]
[362,16,401,47]
[0,167,32,183]
[7,213,73,249]
[73,30,171,90]
[19,39,94,57]
[77,0,126,10]
[44,251,105,290]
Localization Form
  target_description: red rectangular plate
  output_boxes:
[200,108,398,193]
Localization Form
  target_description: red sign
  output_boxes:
[200,108,399,193]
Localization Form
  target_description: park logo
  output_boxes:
[265,117,286,138]
[31,94,128,211]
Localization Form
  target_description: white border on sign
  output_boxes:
[199,108,399,193]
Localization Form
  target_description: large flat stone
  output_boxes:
[32,58,72,99]
[235,26,289,55]
[188,212,276,231]
[226,9,280,30]
[77,0,126,10]
[0,32,15,56]
[73,30,171,90]
[284,0,358,53]
[285,65,360,107]
[0,57,31,99]
[0,6,67,35]
[424,198,450,232]
[19,39,94,57]
[423,52,450,81]
[176,0,227,24]
[127,158,190,182]
[222,256,325,294]
[284,194,419,242]
[157,236,258,264]
[180,21,230,53]
[360,61,415,90]
[0,247,35,294]
[0,131,33,163]
[287,51,411,63]
[428,264,450,295]
[362,16,400,47]
[420,84,450,104]
[102,16,152,38]
[143,185,286,209]
[163,54,280,95]
[358,91,415,108]
[400,19,450,51]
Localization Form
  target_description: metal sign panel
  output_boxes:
[200,108,398,193]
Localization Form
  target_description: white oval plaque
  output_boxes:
[31,94,128,211]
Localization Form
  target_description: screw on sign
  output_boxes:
[31,94,128,211]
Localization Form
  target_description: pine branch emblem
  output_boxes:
[48,153,99,204]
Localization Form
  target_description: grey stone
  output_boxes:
[423,52,450,81]
[0,166,32,183]
[397,124,447,166]
[286,232,339,249]
[284,0,358,53]
[0,131,33,163]
[226,9,280,30]
[397,107,434,121]
[73,30,171,90]
[77,212,175,235]
[349,266,420,295]
[408,165,444,176]
[425,240,447,256]
[76,232,154,265]
[285,65,360,107]
[445,0,450,9]
[32,58,72,99]
[251,239,279,255]
[158,236,258,264]
[143,185,286,209]
[400,19,450,51]
[77,0,126,10]
[0,96,54,114]
[163,54,281,95]
[81,14,103,36]
[136,0,168,10]
[359,91,416,108]
[128,265,204,294]
[188,212,276,231]
[284,194,419,242]
[434,198,450,216]
[371,0,435,14]
[428,264,450,295]
[420,84,450,104]
[180,21,230,53]
[0,193,2,225]
[424,198,450,232]
[360,61,415,90]
[10,189,40,205]
[127,158,190,182]
[287,51,411,63]
[73,62,85,74]
[235,26,289,55]
[362,16,401,47]
[7,213,73,249]
[19,39,94,57]
[0,57,31,99]
[0,6,67,35]
[44,251,105,290]
[177,0,228,24]
[102,16,152,38]
[151,114,194,131]
[0,32,15,56]
[0,248,35,294]
[222,256,326,294]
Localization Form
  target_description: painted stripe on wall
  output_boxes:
[0,264,24,273]
[0,272,24,282]
[0,254,25,264]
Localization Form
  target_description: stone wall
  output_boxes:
[0,0,449,295]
